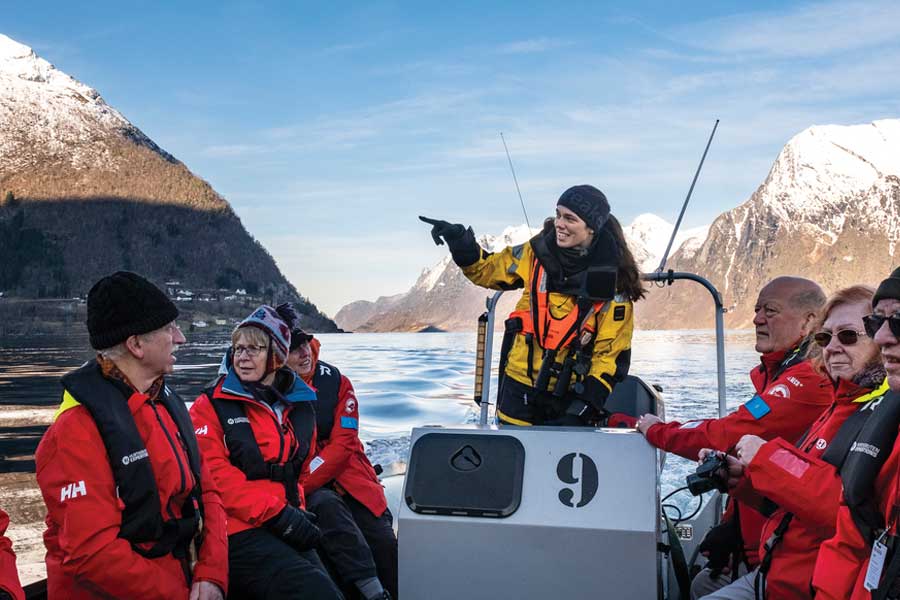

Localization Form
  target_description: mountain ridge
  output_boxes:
[0,33,337,331]
[336,118,900,332]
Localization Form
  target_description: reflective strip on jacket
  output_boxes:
[35,384,229,599]
[460,238,634,399]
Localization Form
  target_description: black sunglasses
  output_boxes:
[813,329,867,348]
[863,313,900,339]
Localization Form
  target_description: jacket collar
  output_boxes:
[219,366,316,403]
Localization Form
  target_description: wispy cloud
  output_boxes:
[673,0,900,59]
[497,37,574,54]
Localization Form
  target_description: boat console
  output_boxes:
[399,376,665,600]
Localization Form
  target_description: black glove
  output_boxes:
[697,518,743,576]
[562,398,610,426]
[0,590,14,600]
[267,505,322,551]
[418,216,467,246]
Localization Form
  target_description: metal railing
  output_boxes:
[474,270,728,424]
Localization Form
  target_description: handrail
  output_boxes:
[475,271,728,421]
[641,271,727,417]
[477,291,503,425]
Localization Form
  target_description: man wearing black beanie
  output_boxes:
[35,271,229,600]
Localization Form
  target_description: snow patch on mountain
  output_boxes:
[0,33,172,174]
[624,213,710,270]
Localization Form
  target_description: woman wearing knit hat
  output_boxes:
[190,304,344,599]
[420,184,644,426]
[813,267,900,599]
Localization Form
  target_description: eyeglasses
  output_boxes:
[863,313,900,339]
[233,344,266,358]
[813,329,867,347]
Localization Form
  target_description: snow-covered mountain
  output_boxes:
[0,33,335,329]
[338,118,900,332]
[334,218,706,331]
[624,213,709,271]
[639,119,900,329]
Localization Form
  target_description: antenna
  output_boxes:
[500,132,532,230]
[656,119,719,272]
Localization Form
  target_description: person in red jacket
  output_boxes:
[694,284,886,599]
[0,508,24,600]
[35,271,228,600]
[288,330,397,600]
[813,268,900,599]
[190,305,343,600]
[635,276,831,596]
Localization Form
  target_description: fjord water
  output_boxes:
[0,330,760,497]
[0,329,760,582]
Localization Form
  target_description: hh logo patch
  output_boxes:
[745,395,772,419]
[613,306,626,321]
[815,438,827,450]
[195,425,209,436]
[61,481,87,501]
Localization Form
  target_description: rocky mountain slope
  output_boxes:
[0,34,336,330]
[639,119,900,329]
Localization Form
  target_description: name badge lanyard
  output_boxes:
[864,475,900,591]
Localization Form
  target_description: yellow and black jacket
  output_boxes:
[454,226,634,422]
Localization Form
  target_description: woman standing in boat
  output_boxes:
[420,184,644,426]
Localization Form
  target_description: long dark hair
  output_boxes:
[603,215,645,301]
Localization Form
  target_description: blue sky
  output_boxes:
[7,1,900,316]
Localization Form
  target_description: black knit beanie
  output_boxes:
[557,185,611,232]
[87,271,179,349]
[289,327,314,351]
[873,267,900,307]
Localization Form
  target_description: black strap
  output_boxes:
[498,317,522,397]
[768,339,810,382]
[874,536,900,600]
[62,361,203,560]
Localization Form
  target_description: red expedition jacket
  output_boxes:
[190,368,318,535]
[645,344,832,564]
[733,378,882,599]
[0,509,23,600]
[300,339,388,517]
[813,387,900,599]
[35,380,228,599]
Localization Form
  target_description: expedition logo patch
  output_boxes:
[122,449,149,466]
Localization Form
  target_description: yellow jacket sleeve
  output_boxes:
[459,241,532,291]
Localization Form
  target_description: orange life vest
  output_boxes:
[510,258,605,351]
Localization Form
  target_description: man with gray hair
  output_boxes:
[35,271,228,599]
[635,276,832,597]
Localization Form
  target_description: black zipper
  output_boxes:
[149,398,187,517]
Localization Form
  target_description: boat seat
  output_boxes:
[604,375,659,418]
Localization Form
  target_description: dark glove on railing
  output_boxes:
[267,505,322,552]
[418,216,482,267]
